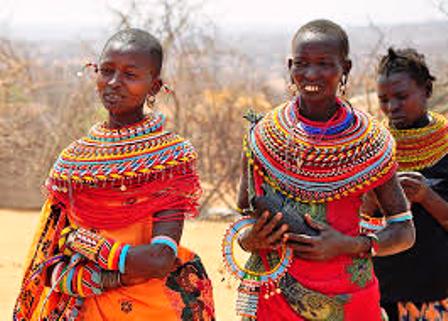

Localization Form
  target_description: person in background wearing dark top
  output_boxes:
[362,47,448,321]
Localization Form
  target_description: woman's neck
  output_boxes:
[107,109,145,129]
[409,113,431,129]
[298,96,339,122]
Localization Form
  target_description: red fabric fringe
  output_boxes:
[50,172,201,230]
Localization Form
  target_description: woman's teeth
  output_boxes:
[304,85,319,92]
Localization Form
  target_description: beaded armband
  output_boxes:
[386,210,413,224]
[51,257,103,297]
[151,235,178,257]
[66,228,130,273]
[359,213,386,234]
[359,233,380,258]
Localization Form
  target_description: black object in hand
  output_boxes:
[252,195,319,236]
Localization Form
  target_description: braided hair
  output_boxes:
[378,48,436,95]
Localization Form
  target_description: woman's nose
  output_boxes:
[107,71,121,86]
[303,66,319,81]
[388,99,401,113]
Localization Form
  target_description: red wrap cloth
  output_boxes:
[50,171,201,230]
[257,197,382,321]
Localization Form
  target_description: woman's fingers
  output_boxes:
[398,171,424,180]
[259,212,283,238]
[304,214,325,231]
[285,233,318,245]
[266,224,288,245]
[252,211,270,233]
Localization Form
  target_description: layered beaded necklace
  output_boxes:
[386,111,448,171]
[47,111,197,192]
[246,97,396,203]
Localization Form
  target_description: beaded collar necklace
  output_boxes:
[387,111,448,171]
[245,98,396,203]
[47,112,197,192]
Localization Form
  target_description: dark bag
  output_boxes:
[251,195,319,236]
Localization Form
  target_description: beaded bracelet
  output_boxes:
[386,210,413,224]
[150,235,178,257]
[360,232,380,258]
[359,213,386,233]
[66,227,131,271]
[51,258,103,297]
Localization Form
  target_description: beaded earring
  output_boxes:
[76,62,98,78]
[339,74,348,97]
[146,95,156,108]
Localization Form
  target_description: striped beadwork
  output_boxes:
[47,112,197,191]
[387,112,448,171]
[246,98,397,203]
[67,227,129,271]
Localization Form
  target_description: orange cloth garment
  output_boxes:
[80,217,214,321]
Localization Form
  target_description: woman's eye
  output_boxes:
[294,61,307,67]
[99,68,113,76]
[125,72,137,78]
[319,61,332,67]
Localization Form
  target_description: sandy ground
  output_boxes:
[0,209,238,320]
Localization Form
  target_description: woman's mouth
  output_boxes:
[103,93,122,104]
[303,85,320,93]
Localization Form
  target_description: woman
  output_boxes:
[365,47,448,321]
[235,20,415,321]
[13,29,215,321]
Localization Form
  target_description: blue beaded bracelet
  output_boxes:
[150,236,178,257]
[386,210,413,224]
[118,245,131,274]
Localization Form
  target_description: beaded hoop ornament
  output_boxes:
[222,217,293,318]
[222,217,293,282]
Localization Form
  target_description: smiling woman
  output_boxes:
[13,29,215,321]
[233,19,415,321]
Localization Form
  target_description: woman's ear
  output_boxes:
[287,57,293,70]
[343,59,352,76]
[150,78,163,96]
[425,79,433,98]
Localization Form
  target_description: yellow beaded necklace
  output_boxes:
[387,112,448,171]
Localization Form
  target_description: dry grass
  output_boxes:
[0,209,238,321]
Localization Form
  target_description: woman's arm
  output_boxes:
[398,171,448,231]
[364,173,415,256]
[123,210,183,280]
[287,173,415,260]
[49,255,124,297]
[236,153,288,252]
[237,153,250,210]
[63,209,185,283]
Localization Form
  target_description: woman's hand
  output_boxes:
[239,211,288,252]
[285,214,350,261]
[398,171,429,204]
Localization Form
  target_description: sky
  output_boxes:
[1,0,447,40]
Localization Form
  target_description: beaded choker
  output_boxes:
[246,98,397,203]
[387,112,448,171]
[47,112,197,192]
